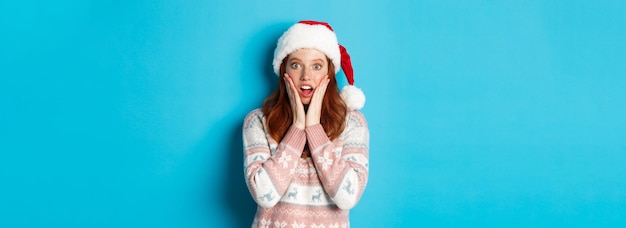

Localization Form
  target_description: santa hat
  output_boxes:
[273,20,365,111]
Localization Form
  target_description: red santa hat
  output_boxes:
[273,20,365,111]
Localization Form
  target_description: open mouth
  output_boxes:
[299,85,314,97]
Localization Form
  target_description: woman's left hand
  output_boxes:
[306,75,330,127]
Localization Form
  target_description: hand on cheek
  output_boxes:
[306,75,329,128]
[284,74,306,130]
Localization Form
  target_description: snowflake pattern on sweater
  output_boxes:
[243,109,369,227]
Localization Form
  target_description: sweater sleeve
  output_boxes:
[307,111,369,210]
[242,109,306,208]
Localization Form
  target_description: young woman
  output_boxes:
[242,20,369,227]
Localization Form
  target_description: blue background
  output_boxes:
[1,0,625,227]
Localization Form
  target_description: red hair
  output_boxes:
[262,57,347,142]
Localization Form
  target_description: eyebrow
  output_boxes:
[288,58,302,62]
[288,58,326,63]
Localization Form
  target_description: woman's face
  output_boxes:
[285,48,329,105]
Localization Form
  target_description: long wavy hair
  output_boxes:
[262,56,347,142]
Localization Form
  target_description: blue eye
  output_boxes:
[290,63,300,69]
[313,64,322,70]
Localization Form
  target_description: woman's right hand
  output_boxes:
[284,74,306,129]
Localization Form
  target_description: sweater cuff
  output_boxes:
[282,126,306,153]
[305,124,331,154]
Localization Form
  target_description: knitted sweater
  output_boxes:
[243,109,369,228]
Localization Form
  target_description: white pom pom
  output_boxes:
[340,85,365,110]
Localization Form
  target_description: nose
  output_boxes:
[300,67,311,81]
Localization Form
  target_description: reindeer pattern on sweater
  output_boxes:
[243,109,369,228]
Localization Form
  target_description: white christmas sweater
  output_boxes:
[243,109,369,228]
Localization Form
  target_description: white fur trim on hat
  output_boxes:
[273,23,341,75]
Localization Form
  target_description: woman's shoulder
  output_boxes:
[243,108,265,127]
[346,110,368,128]
[245,108,264,117]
